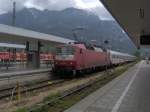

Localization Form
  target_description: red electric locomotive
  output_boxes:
[54,42,111,75]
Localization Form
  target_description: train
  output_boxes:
[0,52,54,62]
[0,42,136,74]
[53,42,136,76]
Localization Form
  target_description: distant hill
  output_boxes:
[0,7,136,54]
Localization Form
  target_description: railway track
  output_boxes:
[28,63,135,112]
[0,68,53,99]
[0,65,114,100]
[0,68,106,100]
[0,79,65,99]
[28,71,115,112]
[0,63,132,99]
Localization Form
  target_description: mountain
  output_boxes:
[0,8,136,54]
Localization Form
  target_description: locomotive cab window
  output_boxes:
[56,46,75,55]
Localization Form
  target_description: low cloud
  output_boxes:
[0,0,113,20]
[0,0,26,13]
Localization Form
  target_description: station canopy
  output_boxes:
[100,0,150,47]
[0,24,74,45]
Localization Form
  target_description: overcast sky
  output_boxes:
[0,0,113,20]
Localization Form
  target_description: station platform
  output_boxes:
[0,68,51,78]
[0,65,51,73]
[65,61,150,112]
[0,62,52,74]
[0,67,52,89]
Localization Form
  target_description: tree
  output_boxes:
[134,50,140,58]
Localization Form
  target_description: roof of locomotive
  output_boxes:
[56,43,86,49]
[68,42,105,51]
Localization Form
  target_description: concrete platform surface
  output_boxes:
[65,61,150,112]
[0,68,51,78]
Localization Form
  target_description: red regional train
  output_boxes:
[54,42,136,76]
[0,52,54,62]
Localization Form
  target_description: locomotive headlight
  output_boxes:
[70,62,73,65]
